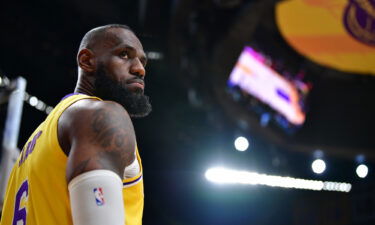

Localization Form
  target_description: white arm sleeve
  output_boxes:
[68,170,125,225]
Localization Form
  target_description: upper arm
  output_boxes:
[59,99,136,183]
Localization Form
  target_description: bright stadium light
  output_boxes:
[356,164,368,178]
[29,96,38,107]
[45,106,54,114]
[205,167,351,192]
[146,51,163,60]
[24,92,54,114]
[234,136,249,151]
[35,101,46,111]
[312,159,326,174]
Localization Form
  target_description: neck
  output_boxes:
[74,73,95,96]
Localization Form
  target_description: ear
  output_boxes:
[77,49,96,73]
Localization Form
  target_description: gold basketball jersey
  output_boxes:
[0,93,144,225]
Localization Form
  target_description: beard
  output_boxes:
[94,64,152,118]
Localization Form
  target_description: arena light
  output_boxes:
[146,51,163,60]
[234,136,249,151]
[45,106,54,114]
[24,92,53,114]
[311,159,326,174]
[0,75,10,88]
[356,164,368,178]
[35,101,46,111]
[29,96,38,106]
[205,167,351,192]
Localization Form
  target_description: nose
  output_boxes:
[130,58,145,78]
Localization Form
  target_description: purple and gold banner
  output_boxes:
[276,0,375,75]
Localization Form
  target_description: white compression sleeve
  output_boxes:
[68,170,125,225]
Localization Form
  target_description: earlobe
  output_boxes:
[77,49,96,73]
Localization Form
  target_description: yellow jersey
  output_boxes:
[0,93,144,225]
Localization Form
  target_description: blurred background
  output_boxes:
[0,0,374,224]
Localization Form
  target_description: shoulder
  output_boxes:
[61,98,130,123]
[59,99,137,180]
[60,98,134,138]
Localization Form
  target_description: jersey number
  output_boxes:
[13,180,29,225]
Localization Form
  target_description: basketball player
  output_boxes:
[0,24,151,225]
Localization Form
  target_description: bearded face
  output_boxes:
[94,63,152,118]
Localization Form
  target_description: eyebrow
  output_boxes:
[116,44,148,65]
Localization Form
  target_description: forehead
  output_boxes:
[104,28,144,51]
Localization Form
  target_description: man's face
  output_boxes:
[93,28,152,118]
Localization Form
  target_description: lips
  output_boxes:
[127,79,145,89]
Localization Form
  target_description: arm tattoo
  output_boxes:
[91,108,128,148]
[88,107,135,174]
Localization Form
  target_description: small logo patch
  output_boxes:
[343,0,375,46]
[93,188,105,206]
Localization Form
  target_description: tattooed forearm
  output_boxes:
[91,108,112,133]
[65,101,137,182]
[88,106,135,174]
[91,108,131,148]
[114,133,125,148]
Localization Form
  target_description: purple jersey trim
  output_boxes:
[123,175,143,186]
[60,93,85,101]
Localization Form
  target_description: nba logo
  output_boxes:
[93,187,105,206]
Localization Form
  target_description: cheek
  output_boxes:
[107,58,130,80]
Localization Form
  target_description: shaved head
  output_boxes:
[79,24,133,51]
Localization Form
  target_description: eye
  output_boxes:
[119,51,129,59]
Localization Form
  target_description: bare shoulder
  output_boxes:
[59,99,136,182]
